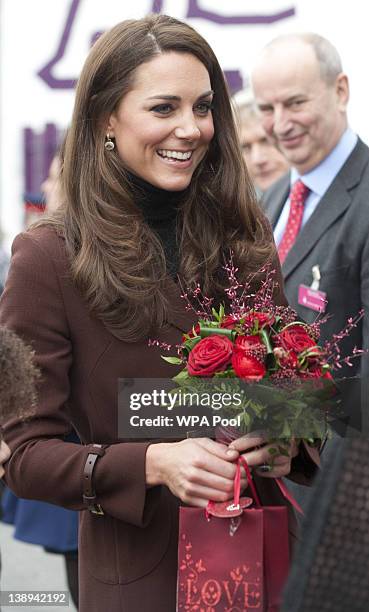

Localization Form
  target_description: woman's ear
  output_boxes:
[106,113,117,139]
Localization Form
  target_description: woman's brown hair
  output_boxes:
[42,14,274,342]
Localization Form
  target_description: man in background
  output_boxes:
[252,32,369,377]
[252,32,369,507]
[232,89,289,195]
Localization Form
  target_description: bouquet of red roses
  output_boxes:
[152,256,364,444]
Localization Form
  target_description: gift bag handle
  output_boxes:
[238,455,262,507]
[207,456,302,516]
[274,477,304,515]
[238,456,303,514]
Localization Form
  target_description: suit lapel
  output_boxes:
[263,175,290,227]
[283,139,369,280]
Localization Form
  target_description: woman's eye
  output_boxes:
[195,102,213,115]
[151,104,174,115]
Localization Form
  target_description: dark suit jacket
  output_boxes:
[263,138,369,387]
[0,227,318,611]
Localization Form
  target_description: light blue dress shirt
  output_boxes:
[274,128,358,246]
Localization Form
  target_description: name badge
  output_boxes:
[298,285,327,312]
[298,264,327,312]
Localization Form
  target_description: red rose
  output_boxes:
[234,336,262,352]
[232,335,266,381]
[245,311,275,328]
[188,335,233,377]
[220,315,240,329]
[277,324,317,354]
[273,347,298,369]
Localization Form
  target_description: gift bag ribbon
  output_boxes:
[206,456,303,520]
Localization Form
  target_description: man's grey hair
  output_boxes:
[264,33,343,85]
[231,87,260,127]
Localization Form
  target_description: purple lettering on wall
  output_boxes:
[224,70,243,95]
[186,0,295,24]
[38,0,295,90]
[37,0,81,89]
[151,0,164,12]
[152,1,296,23]
[24,124,63,209]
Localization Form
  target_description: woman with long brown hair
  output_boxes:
[0,15,317,611]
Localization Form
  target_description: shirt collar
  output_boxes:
[290,128,358,196]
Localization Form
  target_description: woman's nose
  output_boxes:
[174,115,201,141]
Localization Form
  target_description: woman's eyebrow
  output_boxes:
[147,90,214,101]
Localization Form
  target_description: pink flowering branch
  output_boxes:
[148,338,176,352]
[322,310,367,370]
[177,278,214,318]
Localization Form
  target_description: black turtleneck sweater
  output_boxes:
[127,172,188,278]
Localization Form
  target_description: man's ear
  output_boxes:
[335,72,349,111]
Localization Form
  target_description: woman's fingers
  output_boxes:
[196,438,239,461]
[148,439,240,504]
[228,434,267,453]
[147,436,296,506]
[241,440,296,465]
[181,481,236,506]
[237,439,298,479]
[254,460,292,478]
[185,465,236,492]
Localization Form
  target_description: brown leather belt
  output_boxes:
[82,444,106,516]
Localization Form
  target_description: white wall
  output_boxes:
[1,0,368,248]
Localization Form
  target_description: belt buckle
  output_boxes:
[90,503,105,516]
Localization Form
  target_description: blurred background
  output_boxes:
[1,0,369,250]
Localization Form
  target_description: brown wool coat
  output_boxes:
[0,227,319,612]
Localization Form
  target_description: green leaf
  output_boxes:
[280,321,309,332]
[162,356,183,365]
[172,369,190,383]
[212,307,220,322]
[213,369,235,378]
[288,399,307,410]
[278,445,290,457]
[260,328,273,354]
[200,326,235,340]
[280,421,291,439]
[242,411,251,428]
[183,336,202,352]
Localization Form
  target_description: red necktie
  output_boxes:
[278,180,310,265]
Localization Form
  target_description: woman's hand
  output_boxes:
[228,434,299,479]
[146,438,247,507]
[0,440,11,479]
